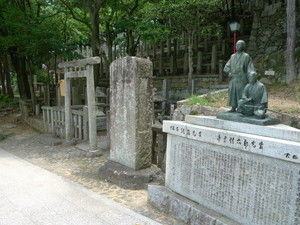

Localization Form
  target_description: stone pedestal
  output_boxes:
[149,115,300,225]
[109,56,153,170]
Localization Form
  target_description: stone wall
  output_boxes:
[249,1,300,82]
[153,76,228,102]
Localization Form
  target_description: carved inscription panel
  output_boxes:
[166,135,300,225]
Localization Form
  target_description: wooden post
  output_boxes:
[196,51,203,74]
[64,68,72,141]
[211,44,217,74]
[162,79,170,116]
[159,40,163,76]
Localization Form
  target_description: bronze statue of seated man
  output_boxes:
[237,71,268,119]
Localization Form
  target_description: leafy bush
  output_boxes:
[0,95,19,109]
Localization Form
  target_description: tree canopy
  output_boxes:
[0,0,297,101]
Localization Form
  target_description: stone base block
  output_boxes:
[148,185,240,225]
[216,112,280,125]
[98,160,160,190]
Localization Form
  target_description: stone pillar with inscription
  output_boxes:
[148,115,300,225]
[109,56,153,170]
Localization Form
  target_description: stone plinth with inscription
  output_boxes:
[109,56,153,170]
[148,115,300,225]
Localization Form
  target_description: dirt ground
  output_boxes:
[210,83,300,117]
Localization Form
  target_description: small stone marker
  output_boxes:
[264,70,275,76]
[109,56,153,170]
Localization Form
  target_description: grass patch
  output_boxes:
[184,92,227,106]
[287,107,300,114]
[0,95,20,109]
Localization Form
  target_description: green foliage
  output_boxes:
[0,0,88,64]
[287,106,300,114]
[0,95,19,109]
[185,95,215,105]
[141,0,222,42]
[295,47,300,60]
[0,94,12,103]
[185,92,226,106]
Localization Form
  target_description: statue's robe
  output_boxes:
[237,81,268,116]
[224,52,254,108]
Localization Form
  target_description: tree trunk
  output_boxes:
[106,22,113,63]
[159,40,163,76]
[27,59,36,114]
[286,0,297,85]
[188,32,194,94]
[127,30,136,56]
[173,39,178,75]
[89,6,100,86]
[4,55,13,98]
[0,59,6,95]
[10,49,31,99]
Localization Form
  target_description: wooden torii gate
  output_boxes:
[58,57,100,150]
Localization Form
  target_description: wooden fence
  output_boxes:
[42,105,107,140]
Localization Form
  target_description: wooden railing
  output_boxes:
[42,105,106,140]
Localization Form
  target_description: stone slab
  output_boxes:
[99,160,159,190]
[148,185,239,225]
[162,118,300,225]
[185,115,300,143]
[216,112,280,126]
[58,56,100,68]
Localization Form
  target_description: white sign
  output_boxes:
[265,70,275,76]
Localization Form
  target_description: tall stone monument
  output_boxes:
[109,56,153,170]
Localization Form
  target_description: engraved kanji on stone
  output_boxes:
[237,138,242,145]
[198,132,202,137]
[285,153,291,158]
[293,155,299,160]
[229,137,234,144]
[217,135,221,142]
[259,141,264,149]
[187,129,190,135]
[170,125,175,131]
[223,136,227,143]
[181,128,185,134]
[193,130,197,137]
[176,127,179,131]
[244,139,249,149]
[251,141,256,148]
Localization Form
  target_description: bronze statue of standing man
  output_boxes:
[224,40,254,112]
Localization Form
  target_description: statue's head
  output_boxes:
[236,40,245,52]
[249,71,258,84]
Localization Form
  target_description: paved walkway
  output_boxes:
[0,113,186,225]
[0,149,161,225]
